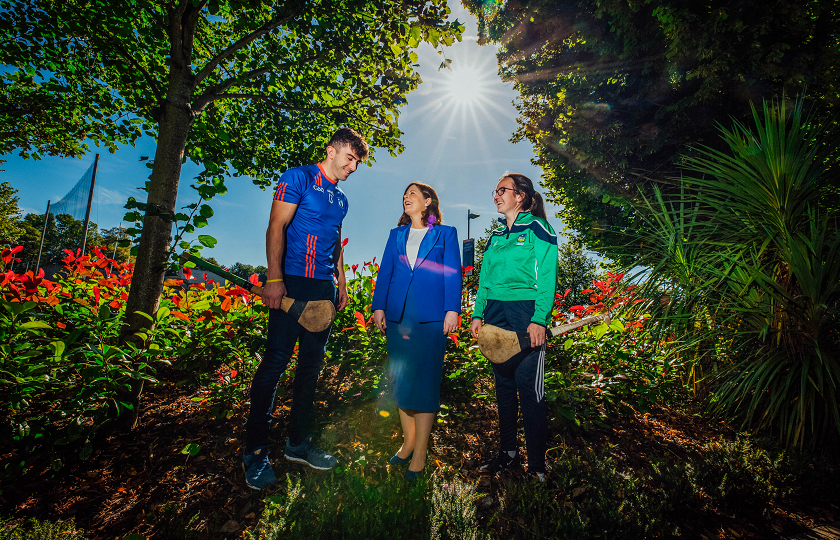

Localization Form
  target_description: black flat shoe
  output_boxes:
[405,467,425,482]
[389,450,414,466]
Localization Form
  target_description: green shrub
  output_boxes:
[0,518,85,540]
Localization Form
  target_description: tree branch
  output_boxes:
[193,7,304,86]
[65,5,164,104]
[197,92,371,113]
[169,0,207,72]
[193,49,324,111]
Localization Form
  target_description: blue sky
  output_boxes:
[1,2,568,269]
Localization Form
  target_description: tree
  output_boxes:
[463,218,501,295]
[230,261,268,281]
[0,181,23,245]
[465,0,840,259]
[1,0,463,423]
[16,213,104,268]
[556,242,600,311]
[100,226,131,264]
[625,98,840,449]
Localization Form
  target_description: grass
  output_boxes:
[2,432,838,540]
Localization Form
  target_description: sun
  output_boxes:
[395,40,519,177]
[443,65,490,107]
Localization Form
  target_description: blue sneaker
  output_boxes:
[284,435,337,470]
[242,446,275,490]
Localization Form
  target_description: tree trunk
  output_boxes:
[118,73,195,429]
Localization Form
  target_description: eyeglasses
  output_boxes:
[492,187,518,197]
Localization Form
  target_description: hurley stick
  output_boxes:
[178,253,336,333]
[477,313,611,364]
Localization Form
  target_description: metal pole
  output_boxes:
[80,153,99,256]
[467,208,471,240]
[36,200,51,271]
[112,221,122,260]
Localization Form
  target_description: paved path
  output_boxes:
[789,522,840,540]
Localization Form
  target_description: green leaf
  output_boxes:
[608,319,626,332]
[564,338,574,351]
[199,204,214,218]
[79,439,93,461]
[191,300,211,311]
[198,235,217,248]
[133,310,154,322]
[592,322,609,340]
[389,43,402,56]
[50,341,66,357]
[181,443,201,456]
[10,301,37,316]
[20,320,50,330]
[156,306,171,321]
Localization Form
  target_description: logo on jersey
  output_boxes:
[516,233,527,246]
[338,197,345,209]
[312,184,324,193]
[328,190,334,203]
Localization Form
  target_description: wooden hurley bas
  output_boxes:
[178,253,336,333]
[478,314,611,364]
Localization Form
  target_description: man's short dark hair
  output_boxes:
[328,128,369,160]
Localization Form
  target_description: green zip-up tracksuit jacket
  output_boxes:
[472,211,559,326]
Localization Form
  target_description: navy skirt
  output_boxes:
[385,281,446,412]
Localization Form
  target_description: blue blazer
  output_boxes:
[372,224,462,322]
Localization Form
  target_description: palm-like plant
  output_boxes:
[621,98,840,450]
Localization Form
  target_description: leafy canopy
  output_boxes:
[465,0,840,258]
[0,181,24,244]
[0,0,464,187]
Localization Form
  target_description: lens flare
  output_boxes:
[379,410,390,417]
[443,65,488,107]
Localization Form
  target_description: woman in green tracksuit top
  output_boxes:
[470,173,558,480]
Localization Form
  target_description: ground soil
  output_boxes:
[0,366,836,539]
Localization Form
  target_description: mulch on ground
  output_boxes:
[0,366,836,539]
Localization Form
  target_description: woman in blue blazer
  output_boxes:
[372,182,462,480]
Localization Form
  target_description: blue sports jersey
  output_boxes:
[273,164,349,280]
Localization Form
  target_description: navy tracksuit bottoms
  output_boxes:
[484,299,548,473]
[245,275,336,451]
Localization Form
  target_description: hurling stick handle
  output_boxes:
[178,252,264,296]
[548,314,610,339]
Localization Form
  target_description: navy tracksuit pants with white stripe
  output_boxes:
[484,299,548,474]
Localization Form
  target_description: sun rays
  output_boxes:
[399,41,519,179]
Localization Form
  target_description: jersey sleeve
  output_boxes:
[531,219,559,326]
[273,168,308,205]
[472,242,492,320]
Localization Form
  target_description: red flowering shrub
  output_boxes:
[0,245,268,476]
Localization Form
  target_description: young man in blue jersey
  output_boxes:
[243,128,368,489]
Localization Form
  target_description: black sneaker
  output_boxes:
[479,451,521,473]
[284,435,337,470]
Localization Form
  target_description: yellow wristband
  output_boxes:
[266,278,283,283]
